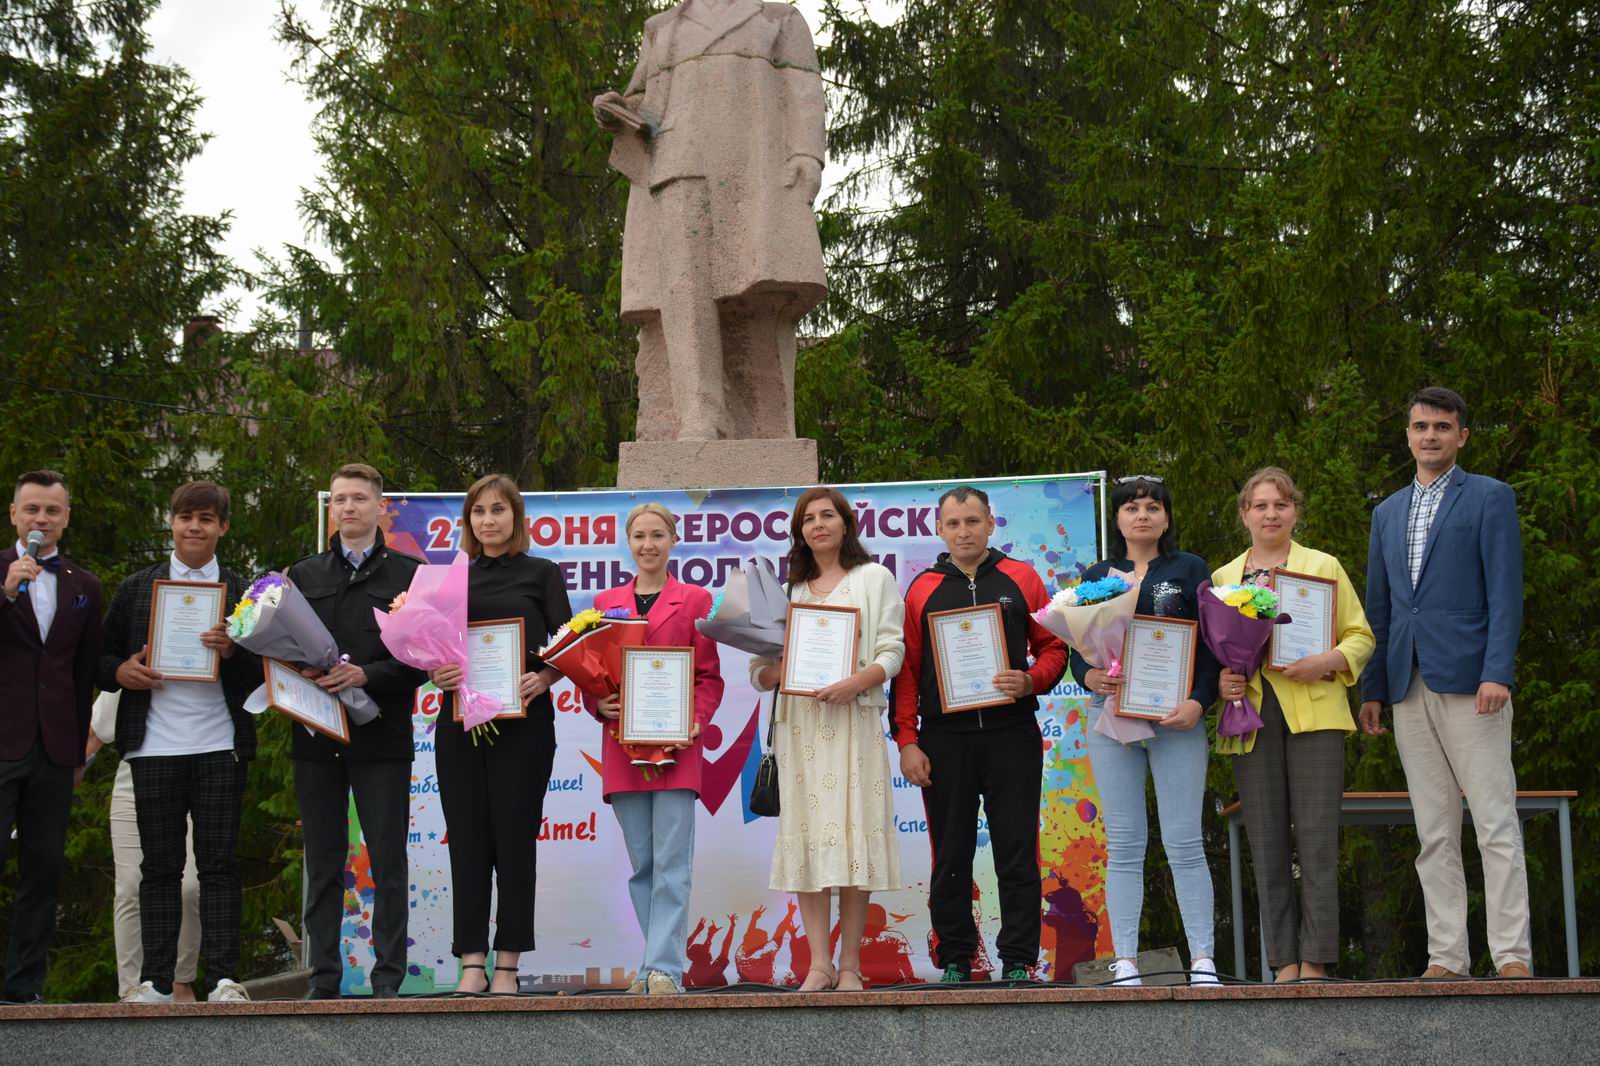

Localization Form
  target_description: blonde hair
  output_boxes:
[625,502,679,540]
[1237,466,1305,514]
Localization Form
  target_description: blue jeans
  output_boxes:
[1086,698,1215,961]
[610,789,697,984]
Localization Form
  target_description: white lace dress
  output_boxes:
[762,567,905,893]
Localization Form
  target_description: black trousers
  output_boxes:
[0,739,74,997]
[294,757,411,993]
[921,721,1043,971]
[435,715,556,955]
[129,751,248,990]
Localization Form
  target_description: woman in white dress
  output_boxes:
[752,486,905,991]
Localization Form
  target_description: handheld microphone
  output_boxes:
[18,530,44,595]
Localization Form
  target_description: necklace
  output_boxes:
[955,549,988,583]
[1246,548,1289,572]
[635,588,662,613]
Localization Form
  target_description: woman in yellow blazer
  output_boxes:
[1215,467,1374,982]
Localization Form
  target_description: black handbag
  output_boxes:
[748,690,780,817]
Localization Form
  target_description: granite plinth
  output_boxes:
[615,437,818,490]
[2,980,1595,1066]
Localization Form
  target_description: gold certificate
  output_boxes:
[147,580,226,683]
[1117,615,1198,720]
[263,658,350,744]
[460,618,527,722]
[619,646,694,745]
[780,604,860,697]
[1268,570,1338,671]
[928,604,1011,713]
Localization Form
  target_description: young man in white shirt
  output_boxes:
[98,481,260,1003]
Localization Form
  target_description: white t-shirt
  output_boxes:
[127,555,235,759]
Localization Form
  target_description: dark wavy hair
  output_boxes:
[785,486,871,585]
[1106,477,1178,559]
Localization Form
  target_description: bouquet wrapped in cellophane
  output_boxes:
[1197,581,1289,742]
[374,551,503,740]
[231,572,378,725]
[1033,573,1151,743]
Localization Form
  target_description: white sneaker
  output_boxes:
[644,970,681,995]
[1109,958,1141,986]
[1190,957,1221,986]
[121,981,174,1004]
[211,979,250,1002]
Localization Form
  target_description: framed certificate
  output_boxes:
[927,604,1011,713]
[459,618,527,722]
[780,604,860,697]
[147,579,226,682]
[1267,569,1338,671]
[263,658,350,744]
[619,645,694,745]
[1117,615,1198,720]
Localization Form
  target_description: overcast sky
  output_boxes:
[144,1,879,328]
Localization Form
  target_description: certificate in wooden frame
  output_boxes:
[263,658,351,744]
[779,603,861,697]
[147,579,226,683]
[927,603,1012,713]
[619,645,694,746]
[1116,615,1198,720]
[1266,569,1339,671]
[457,617,528,722]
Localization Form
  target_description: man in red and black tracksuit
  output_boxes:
[893,486,1068,982]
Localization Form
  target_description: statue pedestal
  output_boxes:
[616,438,818,490]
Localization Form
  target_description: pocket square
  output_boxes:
[72,594,88,609]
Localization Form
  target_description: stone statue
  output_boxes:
[594,0,827,443]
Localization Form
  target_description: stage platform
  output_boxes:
[2,979,1597,1065]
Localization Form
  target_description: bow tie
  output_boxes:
[35,556,62,574]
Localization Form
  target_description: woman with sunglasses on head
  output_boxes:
[1069,475,1223,986]
[1213,468,1372,981]
[589,503,725,995]
[750,487,905,991]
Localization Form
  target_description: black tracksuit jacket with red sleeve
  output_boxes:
[891,550,1069,745]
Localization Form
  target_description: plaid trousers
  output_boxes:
[129,751,247,989]
[1232,680,1345,967]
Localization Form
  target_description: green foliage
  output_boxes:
[816,0,1599,976]
[4,0,1595,997]
[0,0,308,1000]
[239,0,652,492]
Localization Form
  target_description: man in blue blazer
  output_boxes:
[1359,387,1531,978]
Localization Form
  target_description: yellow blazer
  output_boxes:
[1212,541,1375,754]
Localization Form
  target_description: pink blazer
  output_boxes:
[588,576,725,801]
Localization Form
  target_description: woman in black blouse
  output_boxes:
[1068,476,1222,987]
[429,474,572,994]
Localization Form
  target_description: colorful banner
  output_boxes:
[322,474,1109,992]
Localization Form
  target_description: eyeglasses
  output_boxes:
[1115,475,1164,485]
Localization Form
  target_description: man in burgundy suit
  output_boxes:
[0,470,102,1003]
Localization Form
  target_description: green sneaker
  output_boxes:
[939,964,970,983]
[1002,966,1031,982]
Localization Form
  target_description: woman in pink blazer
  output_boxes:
[589,502,725,994]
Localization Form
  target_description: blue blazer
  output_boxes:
[1359,470,1523,704]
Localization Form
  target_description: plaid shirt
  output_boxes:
[1406,465,1457,588]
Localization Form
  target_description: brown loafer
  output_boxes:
[1497,962,1532,979]
[1420,965,1468,979]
